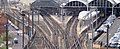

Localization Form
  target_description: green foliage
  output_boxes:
[0,46,6,49]
[0,33,13,41]
[0,33,13,49]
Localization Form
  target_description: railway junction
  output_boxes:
[1,0,120,49]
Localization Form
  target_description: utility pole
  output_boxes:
[91,12,93,49]
[2,0,9,49]
[21,12,25,49]
[105,1,109,49]
[106,25,109,49]
[5,16,8,49]
[31,7,34,39]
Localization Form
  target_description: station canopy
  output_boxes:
[8,0,19,2]
[89,0,113,7]
[108,0,120,5]
[68,0,94,5]
[65,1,86,7]
[110,0,120,7]
[68,0,120,5]
[31,0,59,8]
[114,3,120,7]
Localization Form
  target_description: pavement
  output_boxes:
[8,21,29,49]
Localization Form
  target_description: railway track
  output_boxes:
[40,9,84,49]
[33,24,56,49]
[6,8,88,49]
[65,15,84,49]
[6,9,56,49]
[39,9,65,49]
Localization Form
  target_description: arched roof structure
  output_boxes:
[65,1,86,7]
[89,0,113,7]
[31,0,59,8]
[68,0,94,5]
[108,0,120,5]
[114,3,120,7]
[113,2,120,16]
[64,1,87,11]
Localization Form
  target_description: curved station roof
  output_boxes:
[68,0,94,5]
